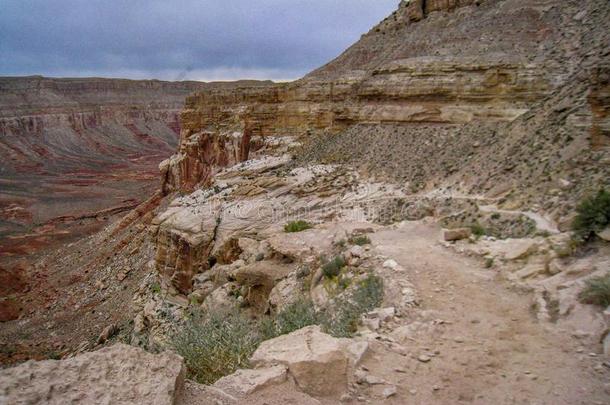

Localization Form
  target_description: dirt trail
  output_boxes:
[357,220,608,404]
[479,205,560,234]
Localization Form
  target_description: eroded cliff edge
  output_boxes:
[0,77,271,261]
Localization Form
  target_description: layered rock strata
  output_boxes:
[0,77,271,262]
[153,0,610,301]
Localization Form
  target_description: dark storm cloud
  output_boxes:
[0,0,398,81]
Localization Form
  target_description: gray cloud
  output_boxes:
[0,0,397,81]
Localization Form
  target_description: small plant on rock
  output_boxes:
[578,273,610,307]
[260,297,318,340]
[150,282,161,294]
[572,188,610,242]
[349,235,371,246]
[470,223,487,238]
[284,220,313,233]
[321,255,346,279]
[321,273,384,338]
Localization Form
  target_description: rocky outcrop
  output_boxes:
[404,0,481,22]
[163,0,592,194]
[0,76,270,264]
[0,344,185,405]
[250,326,368,398]
[589,64,610,149]
[163,55,550,192]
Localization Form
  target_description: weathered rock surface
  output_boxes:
[250,325,367,397]
[213,365,287,398]
[442,227,472,241]
[0,344,185,405]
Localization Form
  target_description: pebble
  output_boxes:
[409,389,417,395]
[418,355,431,363]
[383,386,397,398]
[364,375,385,385]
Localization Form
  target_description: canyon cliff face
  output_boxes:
[161,0,578,193]
[157,0,609,296]
[0,77,271,261]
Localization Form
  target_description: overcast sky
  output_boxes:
[0,0,398,82]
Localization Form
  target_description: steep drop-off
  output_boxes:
[0,77,271,261]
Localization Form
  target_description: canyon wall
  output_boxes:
[163,0,578,193]
[0,77,271,260]
[156,0,610,297]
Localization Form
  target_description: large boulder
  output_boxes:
[154,199,222,295]
[442,227,472,241]
[0,344,185,405]
[250,326,367,397]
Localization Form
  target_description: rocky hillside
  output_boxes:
[0,76,271,263]
[165,0,609,214]
[1,1,610,404]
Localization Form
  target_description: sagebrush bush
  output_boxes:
[470,223,486,237]
[172,274,385,382]
[284,220,312,233]
[171,310,260,384]
[572,189,610,242]
[349,235,371,246]
[322,255,346,279]
[260,297,318,340]
[578,273,610,307]
[321,273,384,338]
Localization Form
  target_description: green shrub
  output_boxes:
[322,255,346,279]
[321,273,384,338]
[578,273,610,307]
[334,239,347,249]
[572,189,610,242]
[171,310,260,384]
[261,297,318,340]
[171,275,385,382]
[150,282,161,294]
[470,223,486,237]
[349,235,371,246]
[284,220,313,233]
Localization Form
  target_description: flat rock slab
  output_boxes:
[0,344,185,405]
